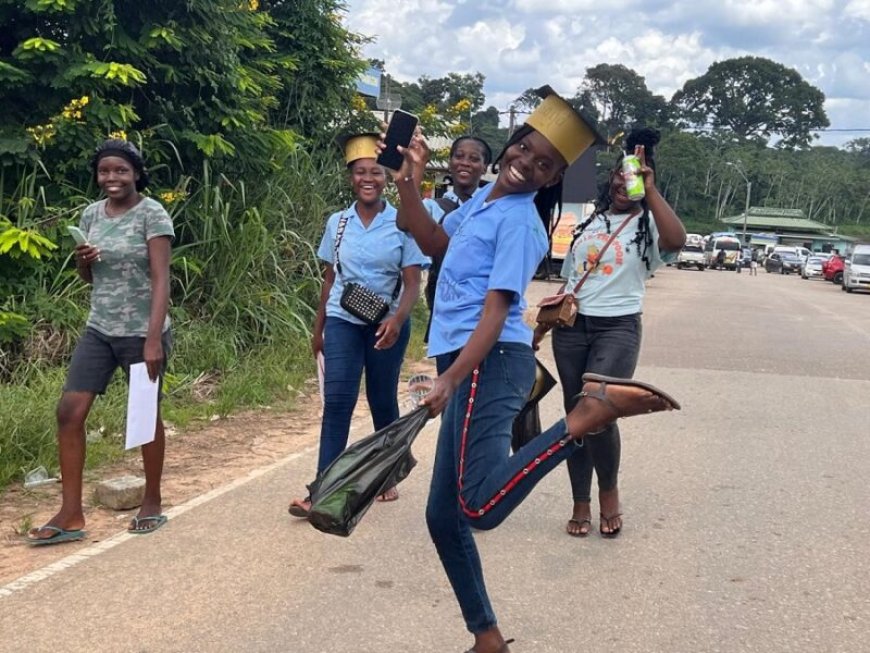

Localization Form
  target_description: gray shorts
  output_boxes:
[64,327,172,396]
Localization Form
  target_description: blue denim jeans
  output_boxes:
[317,316,411,474]
[552,313,642,501]
[426,342,583,634]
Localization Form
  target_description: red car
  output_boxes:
[823,255,845,284]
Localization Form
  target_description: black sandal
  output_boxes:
[567,518,592,537]
[600,512,623,538]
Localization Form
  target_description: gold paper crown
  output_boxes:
[526,86,606,165]
[337,133,380,165]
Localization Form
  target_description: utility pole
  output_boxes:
[508,105,516,137]
[726,161,752,245]
[743,181,752,245]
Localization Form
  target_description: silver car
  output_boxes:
[801,256,825,280]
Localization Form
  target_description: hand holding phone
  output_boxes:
[377,110,419,171]
[67,226,88,246]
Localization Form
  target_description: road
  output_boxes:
[2,267,869,653]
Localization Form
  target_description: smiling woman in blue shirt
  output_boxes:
[288,134,427,516]
[388,88,681,653]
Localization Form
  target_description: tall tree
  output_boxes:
[264,0,368,145]
[671,56,829,149]
[419,72,485,114]
[575,64,671,140]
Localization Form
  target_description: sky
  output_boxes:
[342,0,870,148]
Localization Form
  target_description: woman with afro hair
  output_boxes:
[28,139,174,544]
[534,127,686,539]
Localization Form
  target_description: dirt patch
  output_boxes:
[0,359,435,587]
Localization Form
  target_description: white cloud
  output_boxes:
[343,0,870,146]
[844,0,870,20]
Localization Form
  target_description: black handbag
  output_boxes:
[333,213,400,325]
[340,282,391,325]
[511,359,557,452]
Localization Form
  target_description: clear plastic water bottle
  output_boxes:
[407,374,434,407]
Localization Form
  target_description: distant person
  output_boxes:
[715,248,726,270]
[288,133,426,516]
[28,139,174,545]
[750,248,759,276]
[533,127,686,538]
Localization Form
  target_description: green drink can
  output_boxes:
[622,154,645,201]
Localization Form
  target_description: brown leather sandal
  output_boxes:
[579,373,681,418]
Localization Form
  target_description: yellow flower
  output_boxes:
[351,94,368,112]
[159,190,187,205]
[60,96,89,122]
[26,123,57,147]
[420,104,439,123]
[452,98,472,114]
[108,130,128,140]
[247,0,259,9]
[432,146,451,161]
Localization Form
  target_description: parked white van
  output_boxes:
[842,244,870,293]
[704,236,742,270]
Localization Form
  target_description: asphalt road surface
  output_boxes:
[2,266,868,653]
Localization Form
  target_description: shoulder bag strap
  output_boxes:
[332,212,351,278]
[567,210,640,295]
[334,211,403,301]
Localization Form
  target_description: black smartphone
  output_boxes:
[377,109,419,171]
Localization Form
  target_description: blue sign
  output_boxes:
[356,67,382,97]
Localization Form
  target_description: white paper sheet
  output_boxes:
[316,351,326,407]
[125,362,159,450]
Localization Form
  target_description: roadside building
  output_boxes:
[720,207,856,254]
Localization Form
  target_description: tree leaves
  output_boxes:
[672,56,829,150]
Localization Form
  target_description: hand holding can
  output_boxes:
[622,154,645,201]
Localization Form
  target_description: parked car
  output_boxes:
[677,244,706,270]
[773,245,812,264]
[822,254,845,284]
[765,252,801,275]
[801,256,826,280]
[842,245,870,293]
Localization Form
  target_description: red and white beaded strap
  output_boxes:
[457,367,573,520]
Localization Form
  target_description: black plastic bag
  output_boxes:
[307,406,430,537]
[511,359,557,453]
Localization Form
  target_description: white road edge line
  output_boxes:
[0,446,316,600]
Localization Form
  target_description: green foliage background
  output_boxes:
[0,0,371,489]
[1,3,869,491]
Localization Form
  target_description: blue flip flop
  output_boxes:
[128,514,167,534]
[26,526,86,547]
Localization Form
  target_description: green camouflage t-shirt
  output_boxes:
[79,197,174,337]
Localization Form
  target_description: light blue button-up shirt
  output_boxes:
[428,183,549,357]
[317,200,428,325]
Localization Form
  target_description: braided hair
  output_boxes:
[573,127,660,270]
[493,125,565,239]
[90,139,150,191]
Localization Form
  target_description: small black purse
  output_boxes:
[340,282,390,325]
[333,213,401,326]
